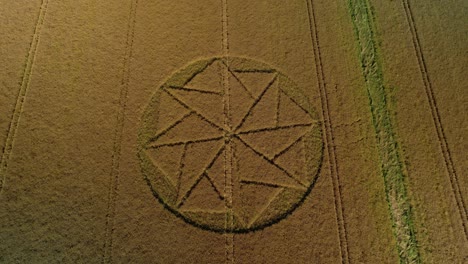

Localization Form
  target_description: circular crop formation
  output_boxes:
[139,57,323,232]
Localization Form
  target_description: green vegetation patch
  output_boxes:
[346,0,421,263]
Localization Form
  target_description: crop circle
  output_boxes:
[139,57,323,232]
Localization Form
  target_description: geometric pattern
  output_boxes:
[138,57,323,232]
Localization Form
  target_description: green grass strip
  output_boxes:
[346,0,421,263]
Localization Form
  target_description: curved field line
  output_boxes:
[101,0,139,263]
[401,0,467,239]
[0,0,49,196]
[305,1,350,263]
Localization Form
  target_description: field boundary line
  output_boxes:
[305,1,350,263]
[221,0,235,263]
[346,0,421,262]
[0,0,49,196]
[401,0,467,239]
[101,0,139,263]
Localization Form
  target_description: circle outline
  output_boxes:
[138,57,324,233]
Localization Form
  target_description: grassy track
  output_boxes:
[346,0,421,263]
